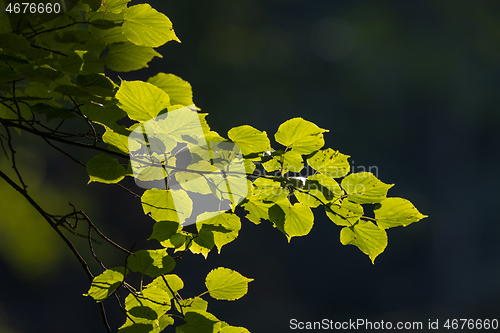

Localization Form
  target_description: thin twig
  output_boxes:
[0,169,94,281]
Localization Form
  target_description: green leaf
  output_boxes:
[30,104,75,122]
[83,0,102,10]
[53,30,91,44]
[325,199,363,226]
[86,154,126,184]
[159,231,192,250]
[91,24,128,44]
[105,42,162,72]
[0,33,30,52]
[76,73,115,96]
[205,267,253,301]
[102,125,130,154]
[294,174,342,207]
[127,249,175,278]
[263,150,303,174]
[341,172,393,204]
[175,297,208,314]
[116,80,170,122]
[146,274,184,299]
[251,177,288,202]
[118,321,153,333]
[149,221,181,243]
[374,197,427,229]
[74,50,105,73]
[242,198,272,224]
[54,84,93,98]
[340,220,388,263]
[190,229,214,258]
[84,267,126,302]
[99,0,131,14]
[281,202,315,241]
[141,189,193,224]
[25,65,63,85]
[220,326,251,333]
[80,104,126,128]
[176,310,221,333]
[124,286,171,320]
[274,117,328,154]
[175,166,215,195]
[307,148,350,178]
[58,51,84,74]
[147,73,194,106]
[196,212,241,253]
[227,125,271,156]
[123,4,180,47]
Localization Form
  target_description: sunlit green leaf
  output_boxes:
[84,267,126,302]
[341,172,393,204]
[116,80,170,122]
[280,202,314,241]
[263,150,303,174]
[196,212,241,253]
[102,125,129,154]
[374,197,427,229]
[227,125,271,156]
[205,267,253,301]
[176,310,221,333]
[86,154,126,184]
[147,73,194,106]
[190,229,214,258]
[275,117,328,154]
[123,4,180,47]
[127,249,175,278]
[105,42,162,72]
[242,198,272,224]
[124,286,171,320]
[340,220,388,263]
[149,221,181,243]
[251,177,288,202]
[99,0,131,14]
[307,148,350,178]
[141,189,193,224]
[175,297,208,314]
[146,274,184,299]
[220,326,250,333]
[325,199,363,226]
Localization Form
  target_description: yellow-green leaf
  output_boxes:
[205,267,253,301]
[340,220,387,263]
[123,4,180,47]
[141,189,193,224]
[274,117,328,154]
[374,197,427,229]
[104,42,162,72]
[86,154,126,184]
[341,172,393,204]
[116,80,170,122]
[147,73,194,106]
[84,267,126,302]
[307,148,350,178]
[227,125,271,156]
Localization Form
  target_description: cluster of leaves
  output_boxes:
[0,1,427,332]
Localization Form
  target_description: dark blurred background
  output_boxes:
[1,0,500,332]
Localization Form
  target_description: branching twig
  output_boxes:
[0,169,94,281]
